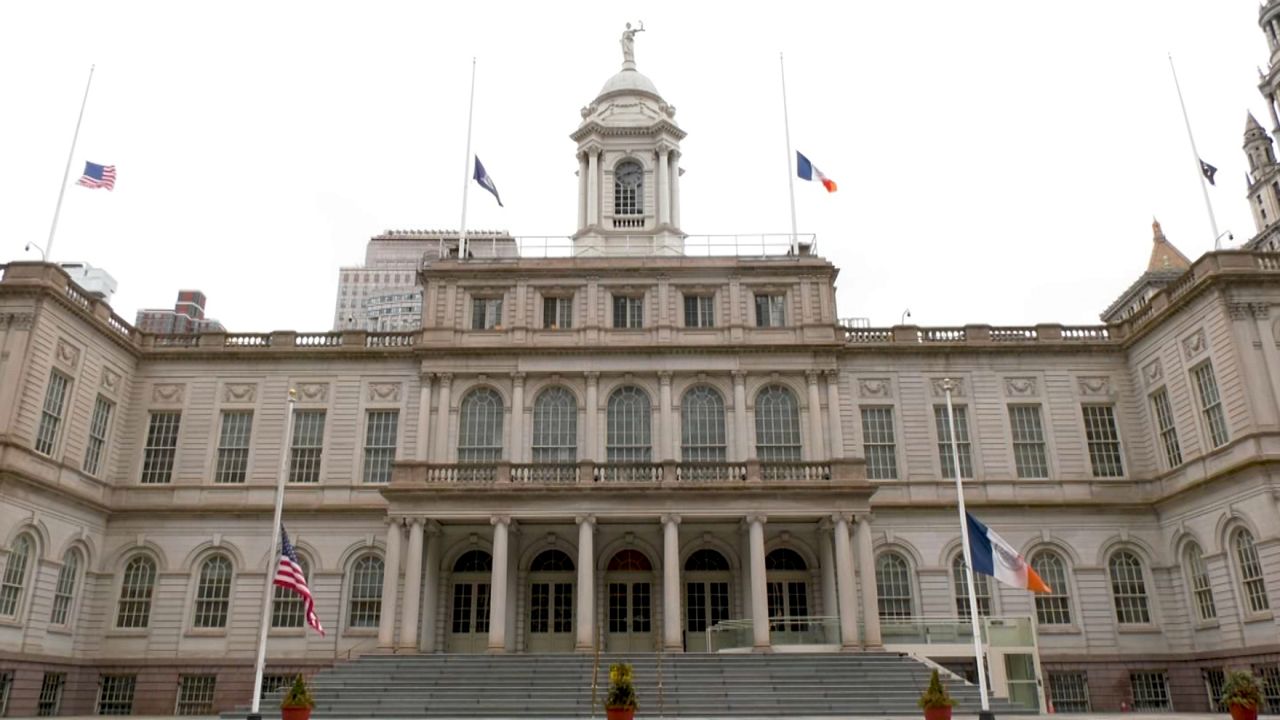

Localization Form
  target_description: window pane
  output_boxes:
[0,535,32,617]
[934,406,973,478]
[756,386,802,462]
[952,555,991,618]
[684,295,714,328]
[83,396,114,476]
[289,410,326,483]
[50,550,80,625]
[876,552,913,620]
[272,557,310,628]
[861,407,897,479]
[1031,551,1072,625]
[1151,389,1183,468]
[193,555,232,628]
[613,296,643,329]
[1109,551,1151,624]
[141,412,181,484]
[1082,405,1124,477]
[607,387,652,463]
[215,411,253,483]
[1130,672,1171,711]
[458,389,503,463]
[348,555,384,627]
[532,388,577,463]
[614,161,643,215]
[362,410,399,483]
[1008,405,1048,478]
[681,386,726,462]
[1194,364,1230,448]
[755,294,786,327]
[1234,530,1271,613]
[1183,543,1217,621]
[116,557,156,628]
[35,373,70,456]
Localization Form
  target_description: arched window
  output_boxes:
[272,555,311,628]
[458,388,504,463]
[453,550,493,573]
[765,549,807,571]
[348,555,384,628]
[606,387,651,463]
[531,549,575,572]
[532,388,577,463]
[1108,550,1151,624]
[685,549,730,572]
[765,549,809,630]
[952,554,992,619]
[193,555,233,628]
[1233,529,1271,614]
[755,385,802,462]
[1183,542,1216,621]
[116,555,157,628]
[876,552,914,620]
[1030,550,1072,625]
[607,550,653,572]
[51,548,82,625]
[681,386,726,462]
[614,161,643,216]
[0,535,33,618]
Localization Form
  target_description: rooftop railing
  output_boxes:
[430,233,820,260]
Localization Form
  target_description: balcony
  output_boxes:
[391,459,859,488]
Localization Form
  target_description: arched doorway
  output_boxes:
[605,549,654,652]
[527,549,575,652]
[684,548,732,651]
[765,548,812,643]
[448,550,492,653]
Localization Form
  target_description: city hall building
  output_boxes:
[3,14,1280,718]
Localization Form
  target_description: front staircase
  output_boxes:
[230,652,1035,718]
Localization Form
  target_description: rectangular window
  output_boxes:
[215,411,253,483]
[1193,363,1230,448]
[1047,672,1091,713]
[176,675,217,715]
[860,407,898,479]
[259,675,292,700]
[612,295,643,329]
[754,293,787,328]
[97,675,136,715]
[1254,664,1280,714]
[934,405,973,478]
[362,410,399,483]
[1008,405,1049,478]
[470,297,503,330]
[1151,389,1182,468]
[542,296,573,329]
[35,372,70,456]
[140,411,181,484]
[1202,668,1226,711]
[37,672,64,716]
[683,295,715,328]
[1130,672,1171,711]
[289,410,326,483]
[0,671,11,717]
[82,396,114,476]
[1082,405,1124,477]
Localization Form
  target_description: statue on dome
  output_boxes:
[621,21,644,66]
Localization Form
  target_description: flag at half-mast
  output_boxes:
[1200,158,1218,186]
[473,156,503,207]
[77,161,115,190]
[796,151,837,192]
[965,513,1051,593]
[273,526,325,635]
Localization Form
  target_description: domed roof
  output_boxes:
[596,67,662,101]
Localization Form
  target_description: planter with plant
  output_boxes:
[606,662,639,720]
[919,669,957,720]
[1221,670,1263,720]
[280,674,315,720]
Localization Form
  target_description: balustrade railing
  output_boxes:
[675,463,748,483]
[155,334,200,347]
[922,327,966,342]
[595,463,663,483]
[64,284,91,310]
[1061,326,1110,341]
[294,332,342,347]
[511,463,578,484]
[845,327,893,343]
[990,327,1037,342]
[761,462,832,482]
[366,332,416,347]
[224,333,271,347]
[423,464,497,484]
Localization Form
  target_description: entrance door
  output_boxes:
[765,548,814,644]
[527,549,575,652]
[605,550,654,652]
[448,550,492,653]
[1005,653,1042,711]
[684,549,733,651]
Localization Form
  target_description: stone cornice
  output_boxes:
[570,120,686,142]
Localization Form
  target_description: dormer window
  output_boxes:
[614,161,643,216]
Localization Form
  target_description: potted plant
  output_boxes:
[1221,670,1263,720]
[280,674,315,720]
[919,669,956,720]
[605,662,639,720]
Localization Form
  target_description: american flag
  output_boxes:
[274,527,325,636]
[76,161,116,190]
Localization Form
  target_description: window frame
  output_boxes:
[289,409,327,483]
[457,387,504,463]
[49,548,83,628]
[347,553,384,630]
[35,371,72,457]
[214,410,254,484]
[860,405,898,479]
[933,404,974,479]
[82,395,115,477]
[140,411,182,484]
[1150,387,1182,469]
[541,294,574,330]
[272,554,311,630]
[875,551,915,620]
[1108,549,1154,626]
[1007,404,1049,479]
[470,295,505,330]
[682,293,715,328]
[114,554,158,629]
[1183,541,1217,624]
[1192,362,1230,449]
[606,386,653,463]
[191,554,234,630]
[611,294,644,329]
[613,160,644,216]
[531,387,578,464]
[362,409,400,484]
[753,292,787,328]
[680,385,727,463]
[1081,404,1125,478]
[1029,549,1074,627]
[1231,528,1271,616]
[0,533,35,620]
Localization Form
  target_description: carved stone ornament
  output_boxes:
[54,338,81,370]
[368,382,402,403]
[1181,328,1207,360]
[1076,376,1111,396]
[223,383,258,404]
[1142,359,1163,386]
[0,313,35,330]
[100,368,121,394]
[1250,302,1270,320]
[930,378,965,398]
[1003,377,1038,397]
[296,382,329,403]
[152,382,185,404]
[857,378,892,398]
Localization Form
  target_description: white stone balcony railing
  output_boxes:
[392,459,859,487]
[435,233,820,260]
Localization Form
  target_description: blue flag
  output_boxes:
[473,156,503,207]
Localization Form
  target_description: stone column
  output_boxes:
[732,370,751,461]
[586,147,600,227]
[670,152,681,228]
[584,372,600,462]
[805,371,827,461]
[739,524,753,620]
[576,515,596,650]
[433,373,454,463]
[817,519,838,637]
[399,518,425,650]
[832,513,860,648]
[824,370,845,459]
[662,514,682,650]
[578,151,589,230]
[746,514,770,650]
[1227,303,1278,428]
[1251,303,1280,424]
[416,373,433,462]
[421,521,442,652]
[657,146,671,226]
[855,514,881,647]
[487,516,511,652]
[378,517,403,648]
[510,373,526,463]
[1270,94,1280,133]
[659,371,675,461]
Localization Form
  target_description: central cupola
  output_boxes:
[571,23,686,255]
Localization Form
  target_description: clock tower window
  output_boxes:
[614,161,644,216]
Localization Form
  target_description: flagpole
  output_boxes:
[780,52,799,255]
[943,379,992,719]
[458,57,477,259]
[248,389,298,720]
[46,64,95,262]
[1168,53,1222,249]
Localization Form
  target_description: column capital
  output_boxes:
[823,368,841,381]
[853,511,875,526]
[658,371,673,386]
[731,369,748,384]
[661,513,682,526]
[408,516,425,528]
[419,372,434,384]
[1251,302,1271,319]
[490,514,511,527]
[744,513,768,526]
[584,371,600,386]
[425,519,443,536]
[817,516,834,532]
[831,512,854,526]
[655,142,674,157]
[804,370,821,385]
[438,372,454,388]
[1228,302,1252,321]
[511,371,526,387]
[386,515,404,527]
[575,514,597,527]
[584,143,604,157]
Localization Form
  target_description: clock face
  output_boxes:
[617,163,642,186]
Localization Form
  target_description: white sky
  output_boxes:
[0,1,1269,331]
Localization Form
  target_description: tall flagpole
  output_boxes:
[1168,53,1222,249]
[943,379,993,719]
[248,389,298,720]
[458,58,478,259]
[780,53,799,255]
[47,65,96,262]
